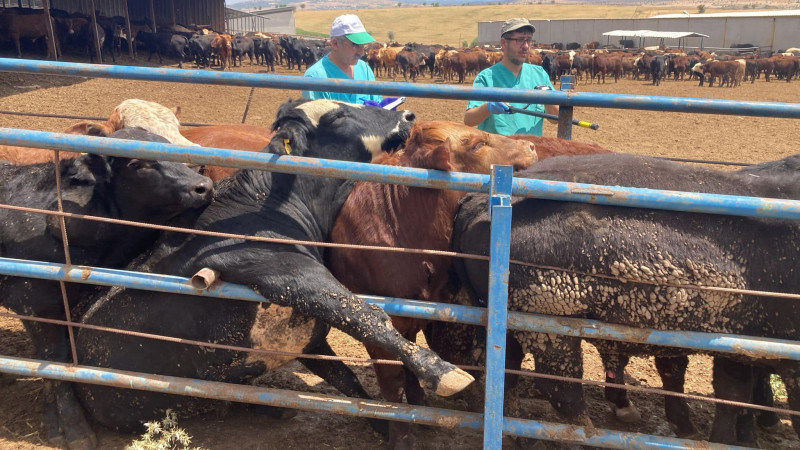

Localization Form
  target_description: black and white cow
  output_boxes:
[73,99,474,433]
[0,129,213,448]
[449,153,800,446]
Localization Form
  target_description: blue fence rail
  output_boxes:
[0,58,798,449]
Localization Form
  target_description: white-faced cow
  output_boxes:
[72,99,474,435]
[0,129,214,448]
[449,153,800,446]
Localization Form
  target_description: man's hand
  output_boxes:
[486,102,510,114]
[363,97,402,110]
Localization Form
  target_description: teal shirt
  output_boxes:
[467,63,554,136]
[302,55,381,105]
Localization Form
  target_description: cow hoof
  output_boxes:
[613,404,641,423]
[67,436,95,450]
[434,368,474,397]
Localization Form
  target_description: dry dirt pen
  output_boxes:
[1,53,799,449]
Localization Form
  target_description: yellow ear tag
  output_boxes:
[283,138,292,154]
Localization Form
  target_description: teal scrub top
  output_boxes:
[302,55,382,105]
[467,63,554,136]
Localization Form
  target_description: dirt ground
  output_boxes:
[0,53,799,449]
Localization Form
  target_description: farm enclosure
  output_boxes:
[0,54,799,449]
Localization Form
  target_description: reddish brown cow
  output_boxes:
[450,50,488,84]
[0,12,59,59]
[212,33,233,70]
[701,60,740,87]
[329,121,537,448]
[509,134,613,159]
[180,124,275,181]
[593,53,622,83]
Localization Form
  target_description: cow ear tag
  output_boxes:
[282,138,292,154]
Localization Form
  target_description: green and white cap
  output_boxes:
[330,14,376,45]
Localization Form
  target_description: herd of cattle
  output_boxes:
[0,96,798,448]
[2,7,799,88]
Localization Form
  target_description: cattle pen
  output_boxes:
[1,58,800,449]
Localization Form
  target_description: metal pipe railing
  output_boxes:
[2,58,800,118]
[0,355,741,449]
[2,130,799,221]
[2,257,799,363]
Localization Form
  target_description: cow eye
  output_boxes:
[471,141,486,151]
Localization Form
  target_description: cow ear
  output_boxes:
[172,106,182,120]
[62,122,92,135]
[415,137,453,172]
[266,122,308,157]
[86,122,114,137]
[70,153,112,184]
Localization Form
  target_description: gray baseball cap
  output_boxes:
[501,18,535,35]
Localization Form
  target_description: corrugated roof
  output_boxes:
[602,30,710,39]
[651,10,800,19]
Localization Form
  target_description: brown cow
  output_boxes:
[701,60,740,87]
[180,124,276,181]
[329,121,536,448]
[450,49,488,84]
[212,33,233,70]
[379,45,405,79]
[0,12,59,59]
[593,53,622,83]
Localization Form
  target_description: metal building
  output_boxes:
[227,6,295,35]
[478,10,800,51]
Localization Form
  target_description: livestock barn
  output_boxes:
[478,10,800,52]
[0,0,227,60]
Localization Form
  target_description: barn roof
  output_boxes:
[651,9,800,19]
[602,30,710,39]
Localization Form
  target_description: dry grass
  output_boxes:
[295,4,746,46]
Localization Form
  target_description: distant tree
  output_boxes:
[470,37,480,46]
[388,31,395,41]
[423,1,427,5]
[300,3,306,8]
[462,40,468,47]
[397,2,402,6]
[697,4,706,13]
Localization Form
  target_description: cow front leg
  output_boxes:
[256,270,473,398]
[654,355,698,438]
[709,357,753,445]
[601,352,641,423]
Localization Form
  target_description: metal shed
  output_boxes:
[226,6,295,36]
[601,30,710,50]
[1,0,226,60]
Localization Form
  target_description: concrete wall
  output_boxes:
[478,16,800,51]
[229,7,295,35]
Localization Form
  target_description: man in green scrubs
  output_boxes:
[464,18,559,136]
[301,14,382,105]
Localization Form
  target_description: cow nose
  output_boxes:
[192,178,214,205]
[402,111,416,123]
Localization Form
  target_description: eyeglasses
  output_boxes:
[505,37,534,46]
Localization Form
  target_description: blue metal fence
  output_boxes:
[0,57,799,449]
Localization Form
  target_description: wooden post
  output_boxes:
[89,0,103,63]
[170,0,176,26]
[123,0,134,58]
[41,0,58,60]
[149,0,157,33]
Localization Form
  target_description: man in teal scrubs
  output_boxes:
[302,14,382,105]
[464,18,559,136]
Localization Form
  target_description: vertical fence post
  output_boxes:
[557,75,574,140]
[483,164,513,449]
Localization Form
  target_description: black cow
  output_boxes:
[619,39,636,49]
[255,37,277,72]
[449,153,800,446]
[650,55,668,86]
[232,36,255,66]
[279,35,304,71]
[133,31,188,67]
[73,99,474,433]
[189,34,215,68]
[565,42,581,50]
[404,43,437,78]
[301,40,328,71]
[0,129,213,448]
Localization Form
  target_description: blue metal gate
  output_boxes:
[1,58,800,449]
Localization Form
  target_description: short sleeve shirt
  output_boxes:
[467,63,554,136]
[302,55,382,105]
